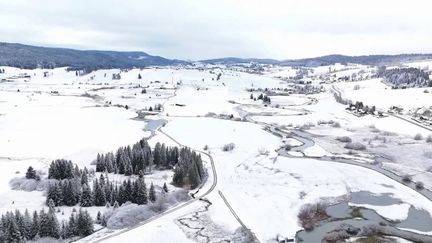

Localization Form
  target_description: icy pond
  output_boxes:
[296,191,432,242]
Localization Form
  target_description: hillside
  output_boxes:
[0,42,184,70]
[202,54,432,66]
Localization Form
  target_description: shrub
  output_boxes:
[336,136,352,143]
[300,122,315,130]
[402,174,412,183]
[414,133,423,140]
[344,142,366,151]
[332,122,341,128]
[105,203,157,229]
[298,202,329,231]
[222,143,235,152]
[416,181,424,190]
[426,135,432,143]
[9,177,56,191]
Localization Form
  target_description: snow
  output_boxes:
[334,78,432,111]
[2,64,432,242]
[161,113,432,240]
[349,202,411,221]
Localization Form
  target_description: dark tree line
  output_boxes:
[0,207,93,242]
[45,138,204,209]
[48,159,80,180]
[377,67,432,88]
[95,140,181,175]
[46,172,160,207]
[95,140,205,189]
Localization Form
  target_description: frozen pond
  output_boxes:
[297,191,432,242]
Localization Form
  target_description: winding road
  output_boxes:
[90,81,432,243]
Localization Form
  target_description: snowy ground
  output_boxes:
[2,64,432,243]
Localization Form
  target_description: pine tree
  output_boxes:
[14,210,26,240]
[76,210,94,237]
[149,183,156,203]
[153,143,161,167]
[163,182,168,193]
[96,212,102,224]
[6,219,23,243]
[135,177,148,205]
[93,180,106,206]
[101,215,107,227]
[124,180,133,202]
[29,211,39,240]
[160,144,168,167]
[38,209,60,239]
[67,213,77,237]
[113,201,119,208]
[25,166,39,180]
[47,199,56,213]
[80,184,93,207]
[124,157,133,176]
[22,210,32,240]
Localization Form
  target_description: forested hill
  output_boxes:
[202,54,432,66]
[0,42,185,70]
[2,42,432,70]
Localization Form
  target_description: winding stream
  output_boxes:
[235,102,432,242]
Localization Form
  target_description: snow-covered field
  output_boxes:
[1,63,432,243]
[334,78,432,111]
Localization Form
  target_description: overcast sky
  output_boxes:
[0,0,431,60]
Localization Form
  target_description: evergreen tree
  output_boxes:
[47,199,56,213]
[60,221,68,239]
[124,180,133,202]
[149,183,156,203]
[153,143,162,166]
[22,210,32,240]
[6,219,23,243]
[80,184,93,207]
[38,210,60,239]
[14,210,26,240]
[67,213,77,237]
[25,166,39,180]
[124,157,133,176]
[135,177,148,205]
[113,201,119,208]
[96,211,102,224]
[101,215,107,227]
[29,211,39,240]
[93,179,106,206]
[163,182,168,193]
[76,210,94,237]
[160,144,168,167]
[81,167,89,185]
